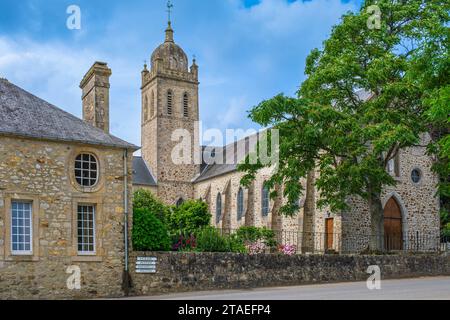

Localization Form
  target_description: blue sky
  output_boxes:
[0,0,362,148]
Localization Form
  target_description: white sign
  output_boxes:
[136,257,157,274]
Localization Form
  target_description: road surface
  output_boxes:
[126,276,450,300]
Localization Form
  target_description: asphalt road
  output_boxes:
[127,276,450,300]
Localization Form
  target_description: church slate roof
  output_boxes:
[195,135,259,183]
[132,157,157,186]
[0,78,138,150]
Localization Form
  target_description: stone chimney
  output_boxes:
[80,62,112,133]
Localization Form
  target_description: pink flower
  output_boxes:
[279,244,296,256]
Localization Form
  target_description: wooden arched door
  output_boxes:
[384,197,403,251]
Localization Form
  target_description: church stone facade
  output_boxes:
[135,22,441,253]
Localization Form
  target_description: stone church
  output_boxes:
[133,21,441,253]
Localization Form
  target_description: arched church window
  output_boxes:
[216,193,222,224]
[183,93,189,118]
[388,153,400,177]
[176,198,184,207]
[150,90,155,118]
[237,188,244,221]
[167,90,173,115]
[144,96,149,121]
[261,183,270,217]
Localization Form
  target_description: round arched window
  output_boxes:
[75,154,98,187]
[411,169,422,184]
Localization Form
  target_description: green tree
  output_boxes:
[133,189,169,223]
[132,208,171,251]
[239,0,449,249]
[167,200,211,235]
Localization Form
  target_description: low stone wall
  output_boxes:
[129,252,450,296]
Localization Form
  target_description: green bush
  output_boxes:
[195,227,247,253]
[236,226,277,247]
[227,234,247,253]
[167,200,211,235]
[196,227,229,252]
[133,189,169,223]
[441,210,450,237]
[132,208,171,251]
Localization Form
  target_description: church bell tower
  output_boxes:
[140,2,200,204]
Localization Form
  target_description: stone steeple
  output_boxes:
[140,6,200,205]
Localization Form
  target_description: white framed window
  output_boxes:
[75,153,99,187]
[11,201,33,255]
[77,205,96,254]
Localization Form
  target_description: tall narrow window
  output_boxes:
[216,193,222,224]
[183,93,189,118]
[237,188,244,221]
[151,90,155,117]
[77,205,96,254]
[144,96,149,121]
[11,201,32,255]
[262,184,270,217]
[167,90,173,115]
[388,153,400,177]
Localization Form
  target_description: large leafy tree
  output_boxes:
[239,0,449,249]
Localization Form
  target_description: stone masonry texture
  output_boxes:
[0,136,133,299]
[129,252,450,296]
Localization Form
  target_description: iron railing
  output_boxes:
[172,228,450,255]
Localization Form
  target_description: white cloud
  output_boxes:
[0,36,141,146]
[0,0,360,148]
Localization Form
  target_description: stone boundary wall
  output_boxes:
[129,252,450,296]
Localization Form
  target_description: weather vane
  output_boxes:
[167,0,174,23]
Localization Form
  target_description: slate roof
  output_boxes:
[0,78,138,150]
[132,157,157,186]
[195,134,259,183]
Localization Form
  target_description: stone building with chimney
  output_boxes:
[0,64,137,298]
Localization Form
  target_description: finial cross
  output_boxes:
[167,0,174,23]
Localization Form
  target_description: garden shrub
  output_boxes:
[132,208,171,251]
[172,234,197,252]
[196,227,229,252]
[227,234,247,253]
[194,227,247,253]
[133,189,169,223]
[236,226,277,247]
[441,210,450,237]
[167,200,211,236]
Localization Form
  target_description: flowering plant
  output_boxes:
[279,244,296,256]
[172,234,197,252]
[246,241,267,255]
